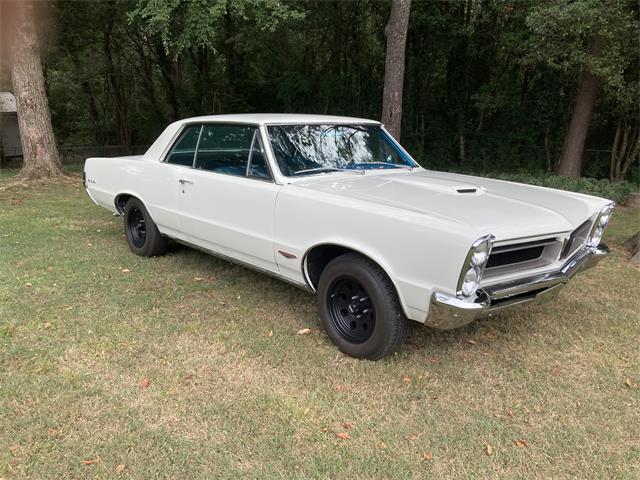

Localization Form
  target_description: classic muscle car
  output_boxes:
[84,114,614,359]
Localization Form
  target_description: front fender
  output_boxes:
[274,186,476,322]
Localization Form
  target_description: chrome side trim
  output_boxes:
[425,244,610,330]
[165,235,313,293]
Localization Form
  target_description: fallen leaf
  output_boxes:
[140,377,151,389]
[467,339,477,345]
[533,405,543,413]
[336,432,351,440]
[121,268,130,273]
[25,282,33,288]
[624,377,632,387]
[297,328,311,335]
[407,433,419,442]
[513,439,527,448]
[422,451,433,460]
[334,384,343,392]
[43,322,52,329]
[506,408,514,417]
[379,442,388,449]
[115,464,126,473]
[342,423,353,430]
[402,376,412,384]
[83,459,98,465]
[485,444,494,456]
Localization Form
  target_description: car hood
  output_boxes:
[291,169,606,240]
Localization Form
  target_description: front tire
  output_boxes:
[317,253,409,360]
[123,198,167,257]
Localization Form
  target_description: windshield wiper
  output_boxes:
[355,162,413,170]
[293,167,359,176]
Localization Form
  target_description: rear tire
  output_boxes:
[317,253,409,360]
[123,197,167,257]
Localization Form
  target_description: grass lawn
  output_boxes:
[1,170,638,479]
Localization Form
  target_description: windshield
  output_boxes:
[267,124,417,176]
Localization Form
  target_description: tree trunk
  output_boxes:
[556,36,603,178]
[155,42,180,122]
[10,1,63,179]
[381,0,411,140]
[104,21,131,150]
[610,118,640,182]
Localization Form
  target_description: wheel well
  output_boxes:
[115,194,132,214]
[304,244,385,291]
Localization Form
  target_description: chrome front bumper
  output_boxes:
[425,244,610,329]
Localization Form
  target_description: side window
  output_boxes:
[194,125,254,176]
[248,133,271,180]
[166,125,201,166]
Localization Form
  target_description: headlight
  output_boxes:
[457,235,494,298]
[470,241,490,266]
[587,203,614,248]
[460,267,480,297]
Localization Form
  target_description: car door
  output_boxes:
[147,124,202,239]
[175,123,281,272]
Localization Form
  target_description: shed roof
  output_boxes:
[0,92,17,113]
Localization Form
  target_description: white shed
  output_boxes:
[0,92,22,161]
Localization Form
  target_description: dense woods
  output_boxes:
[2,0,638,182]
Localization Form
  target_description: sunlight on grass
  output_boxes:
[1,176,638,479]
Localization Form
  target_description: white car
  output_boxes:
[84,114,613,359]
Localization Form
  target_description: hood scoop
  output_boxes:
[456,187,477,194]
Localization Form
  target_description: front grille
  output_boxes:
[485,238,562,277]
[487,244,545,268]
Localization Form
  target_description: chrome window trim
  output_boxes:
[262,123,419,179]
[245,130,274,182]
[161,122,276,184]
[163,123,202,168]
[246,130,257,177]
[191,125,204,168]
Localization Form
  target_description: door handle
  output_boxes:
[178,179,194,185]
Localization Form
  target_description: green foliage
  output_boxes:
[525,0,638,104]
[129,0,305,54]
[40,0,639,182]
[465,171,637,204]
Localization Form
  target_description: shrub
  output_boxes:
[445,170,637,204]
[504,174,635,204]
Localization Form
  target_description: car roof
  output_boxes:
[176,113,381,126]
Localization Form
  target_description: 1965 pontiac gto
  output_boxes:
[84,114,614,359]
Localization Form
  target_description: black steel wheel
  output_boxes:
[126,206,147,248]
[317,253,409,360]
[327,276,375,344]
[123,197,167,257]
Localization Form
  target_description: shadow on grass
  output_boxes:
[162,239,545,362]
